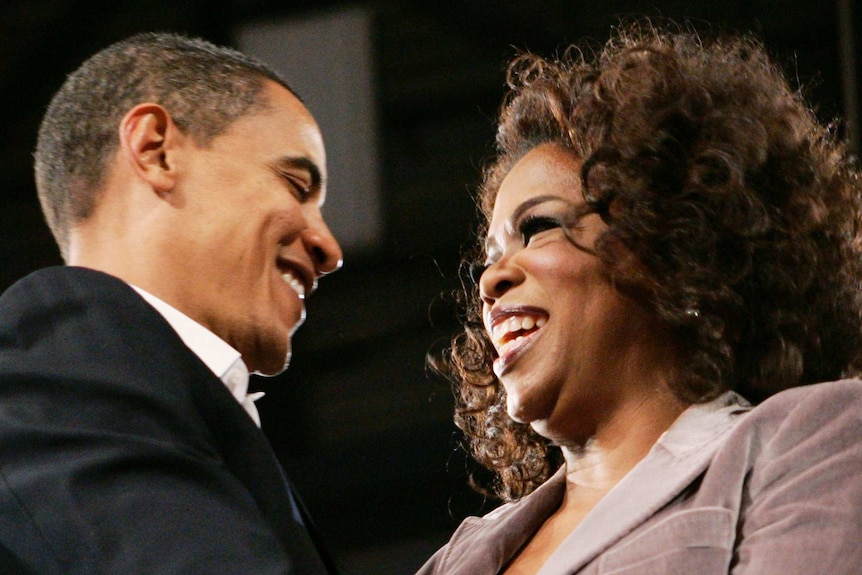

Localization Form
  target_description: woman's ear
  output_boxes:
[118,103,182,195]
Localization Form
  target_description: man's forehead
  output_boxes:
[262,80,313,121]
[257,81,327,172]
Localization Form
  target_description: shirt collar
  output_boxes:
[129,285,264,426]
[130,285,241,378]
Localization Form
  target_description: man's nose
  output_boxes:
[303,216,343,277]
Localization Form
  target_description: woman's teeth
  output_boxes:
[492,315,547,344]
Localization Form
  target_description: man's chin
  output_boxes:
[250,342,292,377]
[280,346,293,372]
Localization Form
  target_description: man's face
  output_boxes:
[166,81,342,375]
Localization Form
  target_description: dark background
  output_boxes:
[2,2,859,573]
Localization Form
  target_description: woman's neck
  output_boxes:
[560,390,688,504]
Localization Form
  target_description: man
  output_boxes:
[0,33,342,574]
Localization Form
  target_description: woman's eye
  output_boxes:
[518,216,560,245]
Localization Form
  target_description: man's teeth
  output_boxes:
[492,315,547,342]
[282,272,305,299]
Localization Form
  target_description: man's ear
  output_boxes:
[118,103,184,195]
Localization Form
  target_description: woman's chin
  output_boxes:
[506,392,553,427]
[506,394,531,424]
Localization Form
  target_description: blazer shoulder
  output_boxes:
[711,379,862,574]
[748,378,862,424]
[718,378,862,474]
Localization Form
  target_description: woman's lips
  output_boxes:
[493,324,544,376]
[486,307,548,375]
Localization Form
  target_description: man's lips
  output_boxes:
[278,267,308,334]
[281,270,306,299]
[277,258,315,299]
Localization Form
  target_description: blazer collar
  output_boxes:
[537,391,749,575]
[436,392,748,575]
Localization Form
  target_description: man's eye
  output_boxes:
[518,216,560,245]
[280,172,311,202]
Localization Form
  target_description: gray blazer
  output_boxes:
[418,379,862,574]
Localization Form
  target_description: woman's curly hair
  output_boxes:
[441,23,862,501]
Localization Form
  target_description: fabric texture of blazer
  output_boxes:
[418,379,862,574]
[0,266,334,574]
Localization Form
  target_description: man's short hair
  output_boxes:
[34,32,294,259]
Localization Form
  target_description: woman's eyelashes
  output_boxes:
[518,214,562,245]
[477,210,580,282]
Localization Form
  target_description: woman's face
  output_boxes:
[479,143,672,444]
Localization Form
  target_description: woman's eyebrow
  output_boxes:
[510,195,561,223]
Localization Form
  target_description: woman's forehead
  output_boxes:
[491,145,582,214]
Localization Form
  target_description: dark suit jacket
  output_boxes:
[0,267,333,574]
[418,380,862,574]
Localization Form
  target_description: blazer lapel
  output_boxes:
[430,468,568,575]
[537,392,749,575]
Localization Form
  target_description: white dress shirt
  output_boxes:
[130,286,264,426]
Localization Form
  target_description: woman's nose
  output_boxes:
[478,258,523,305]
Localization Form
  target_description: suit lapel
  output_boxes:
[1,267,335,573]
[195,351,335,574]
[537,393,748,575]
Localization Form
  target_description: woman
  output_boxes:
[419,24,862,575]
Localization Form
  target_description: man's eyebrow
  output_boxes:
[274,156,323,190]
